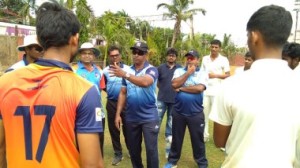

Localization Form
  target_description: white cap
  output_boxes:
[17,35,41,51]
[78,42,100,56]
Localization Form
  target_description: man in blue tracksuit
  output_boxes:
[111,41,159,168]
[164,50,208,168]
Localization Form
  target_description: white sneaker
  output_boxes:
[220,147,225,152]
[204,137,209,142]
[165,136,172,159]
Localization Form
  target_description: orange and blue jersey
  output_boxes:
[0,59,103,168]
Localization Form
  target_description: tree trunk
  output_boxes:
[171,20,181,47]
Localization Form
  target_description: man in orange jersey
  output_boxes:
[0,1,103,168]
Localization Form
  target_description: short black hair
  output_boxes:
[108,45,121,55]
[245,51,252,57]
[210,39,222,47]
[247,5,292,47]
[36,1,80,50]
[166,48,178,56]
[283,42,300,59]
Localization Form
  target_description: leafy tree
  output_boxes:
[18,0,38,25]
[95,11,135,66]
[157,0,206,47]
[75,0,93,44]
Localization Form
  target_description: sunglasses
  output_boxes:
[186,56,196,61]
[132,50,145,56]
[28,45,43,52]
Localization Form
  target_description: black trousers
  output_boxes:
[106,99,128,157]
[125,121,159,168]
[168,111,208,168]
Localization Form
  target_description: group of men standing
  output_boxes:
[0,2,300,168]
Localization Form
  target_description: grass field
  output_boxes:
[101,92,225,168]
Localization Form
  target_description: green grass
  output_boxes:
[101,92,224,168]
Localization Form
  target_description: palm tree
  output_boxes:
[19,0,37,25]
[157,0,206,47]
[76,0,94,44]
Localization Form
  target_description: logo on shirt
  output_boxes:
[149,70,156,76]
[95,108,102,121]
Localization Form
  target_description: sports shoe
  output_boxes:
[204,137,209,143]
[220,147,225,152]
[165,136,172,159]
[164,162,177,168]
[111,156,123,166]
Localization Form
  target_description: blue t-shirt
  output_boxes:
[103,63,131,101]
[122,62,159,122]
[157,63,182,103]
[172,67,208,116]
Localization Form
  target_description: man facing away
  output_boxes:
[210,5,300,168]
[200,39,230,143]
[0,2,103,168]
[72,42,106,157]
[103,45,130,166]
[5,34,43,73]
[110,41,160,168]
[157,47,182,159]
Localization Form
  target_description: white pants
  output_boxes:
[203,95,214,138]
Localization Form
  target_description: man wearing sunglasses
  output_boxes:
[110,41,159,168]
[164,50,208,168]
[5,35,44,73]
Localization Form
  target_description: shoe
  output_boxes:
[111,156,123,166]
[220,147,225,152]
[165,136,172,159]
[164,162,177,168]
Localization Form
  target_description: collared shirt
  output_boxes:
[122,61,159,122]
[210,59,300,168]
[201,54,230,96]
[157,63,182,103]
[172,67,208,116]
[73,61,105,94]
[103,63,131,101]
[5,54,30,73]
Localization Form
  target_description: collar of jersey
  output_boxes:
[35,59,73,71]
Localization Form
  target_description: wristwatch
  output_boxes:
[125,72,130,80]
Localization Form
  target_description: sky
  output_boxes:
[38,0,297,47]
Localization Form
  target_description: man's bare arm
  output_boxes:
[213,122,231,148]
[77,133,103,168]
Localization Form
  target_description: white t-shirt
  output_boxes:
[294,64,300,75]
[210,59,300,168]
[200,54,230,96]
